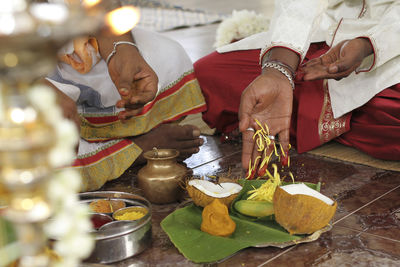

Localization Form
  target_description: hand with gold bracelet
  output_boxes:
[239,48,299,170]
[97,30,158,122]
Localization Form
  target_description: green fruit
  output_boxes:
[234,200,274,217]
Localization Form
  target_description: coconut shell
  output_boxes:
[186,183,238,208]
[273,186,337,235]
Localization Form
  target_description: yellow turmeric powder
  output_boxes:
[114,207,147,221]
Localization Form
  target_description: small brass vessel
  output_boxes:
[137,148,188,204]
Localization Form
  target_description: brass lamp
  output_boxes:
[0,0,139,266]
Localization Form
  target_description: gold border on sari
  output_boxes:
[80,79,205,141]
[318,80,348,144]
[71,142,142,192]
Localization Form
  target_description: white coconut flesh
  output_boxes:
[188,179,242,198]
[280,183,334,206]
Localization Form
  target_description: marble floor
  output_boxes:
[98,1,400,266]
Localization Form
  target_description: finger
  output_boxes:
[118,108,143,121]
[238,89,256,132]
[239,94,256,169]
[129,88,157,105]
[320,52,337,66]
[278,128,290,155]
[241,128,256,169]
[327,66,355,80]
[116,67,135,97]
[176,125,201,140]
[173,138,204,149]
[116,99,126,109]
[303,60,356,81]
[125,102,145,110]
[116,98,145,110]
[302,57,321,67]
[177,147,201,159]
[303,65,330,80]
[328,59,358,74]
[306,70,351,81]
[239,113,251,133]
[118,110,128,122]
[118,87,130,98]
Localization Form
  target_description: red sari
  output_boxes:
[194,43,400,160]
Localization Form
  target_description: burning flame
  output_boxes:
[105,6,140,35]
[82,0,101,7]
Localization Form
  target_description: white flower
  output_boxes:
[55,169,81,192]
[53,258,79,267]
[57,234,94,258]
[48,148,76,168]
[55,120,79,148]
[214,9,270,48]
[28,84,94,266]
[44,213,74,237]
[28,85,57,111]
[47,177,69,203]
[49,115,79,167]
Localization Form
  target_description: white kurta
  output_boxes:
[217,0,400,119]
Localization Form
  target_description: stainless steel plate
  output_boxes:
[79,191,152,264]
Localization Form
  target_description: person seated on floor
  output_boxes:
[194,0,400,170]
[46,25,206,192]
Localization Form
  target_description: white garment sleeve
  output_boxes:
[45,77,81,102]
[333,0,400,72]
[260,0,326,63]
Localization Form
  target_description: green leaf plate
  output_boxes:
[161,180,332,263]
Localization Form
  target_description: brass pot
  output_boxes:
[137,149,188,204]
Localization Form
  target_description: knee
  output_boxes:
[194,52,220,80]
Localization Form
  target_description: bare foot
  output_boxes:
[132,124,204,164]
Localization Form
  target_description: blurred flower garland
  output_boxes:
[214,9,270,48]
[29,85,94,267]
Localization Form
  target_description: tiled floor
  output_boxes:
[99,1,400,266]
[101,134,400,266]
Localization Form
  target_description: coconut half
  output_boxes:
[273,183,337,235]
[187,179,242,207]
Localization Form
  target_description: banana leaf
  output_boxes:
[161,180,327,263]
[161,204,304,263]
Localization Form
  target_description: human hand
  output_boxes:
[107,45,158,121]
[301,38,373,81]
[239,68,293,170]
